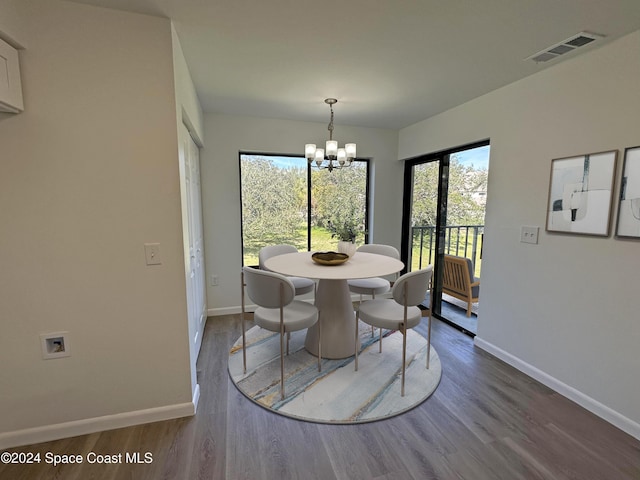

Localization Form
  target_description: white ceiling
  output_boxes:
[69,0,640,129]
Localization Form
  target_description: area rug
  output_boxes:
[228,322,442,424]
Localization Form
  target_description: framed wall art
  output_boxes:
[546,150,617,236]
[615,146,640,238]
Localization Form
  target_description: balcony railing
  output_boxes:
[410,225,484,277]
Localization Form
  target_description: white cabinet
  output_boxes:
[0,37,24,113]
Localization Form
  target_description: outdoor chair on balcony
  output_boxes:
[442,254,480,317]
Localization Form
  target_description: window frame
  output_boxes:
[239,151,370,266]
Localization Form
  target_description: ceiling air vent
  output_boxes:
[526,31,604,63]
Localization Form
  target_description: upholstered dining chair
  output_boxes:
[354,266,433,396]
[259,244,315,297]
[348,244,400,338]
[241,266,320,400]
[259,245,316,355]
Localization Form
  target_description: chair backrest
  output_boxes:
[259,244,298,270]
[356,243,400,259]
[443,255,473,296]
[243,266,295,308]
[391,266,433,306]
[357,244,400,281]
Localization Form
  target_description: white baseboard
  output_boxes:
[474,336,640,440]
[192,383,200,411]
[208,305,246,316]
[0,401,196,450]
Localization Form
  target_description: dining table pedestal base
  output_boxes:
[304,278,358,359]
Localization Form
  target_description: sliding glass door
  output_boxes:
[401,141,489,335]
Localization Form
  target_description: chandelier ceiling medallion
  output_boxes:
[305,98,356,172]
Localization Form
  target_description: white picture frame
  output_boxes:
[546,150,617,236]
[615,146,640,239]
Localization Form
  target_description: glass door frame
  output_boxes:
[400,139,489,334]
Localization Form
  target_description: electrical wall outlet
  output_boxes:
[40,332,71,359]
[520,226,539,244]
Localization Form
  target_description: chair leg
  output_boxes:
[317,317,322,372]
[379,328,382,353]
[279,329,285,401]
[241,317,246,374]
[286,332,290,355]
[426,311,432,369]
[279,285,285,401]
[354,309,360,371]
[241,271,247,374]
[466,300,472,317]
[401,283,408,397]
[401,322,407,397]
[371,292,375,337]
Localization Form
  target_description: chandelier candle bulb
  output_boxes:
[305,144,316,160]
[346,143,356,158]
[337,148,346,164]
[326,140,338,158]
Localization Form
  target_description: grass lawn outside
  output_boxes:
[243,226,365,266]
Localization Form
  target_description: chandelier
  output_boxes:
[305,98,356,172]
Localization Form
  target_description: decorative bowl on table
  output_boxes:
[311,251,349,266]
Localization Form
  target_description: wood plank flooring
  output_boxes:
[1,315,639,479]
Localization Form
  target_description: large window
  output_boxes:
[240,153,369,266]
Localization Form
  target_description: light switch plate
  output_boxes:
[144,243,161,265]
[520,226,539,244]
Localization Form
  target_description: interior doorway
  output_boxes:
[178,123,207,366]
[401,141,489,336]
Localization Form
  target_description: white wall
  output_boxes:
[400,30,640,437]
[201,114,399,314]
[0,0,194,447]
[172,24,204,144]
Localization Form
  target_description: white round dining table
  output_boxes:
[264,251,404,359]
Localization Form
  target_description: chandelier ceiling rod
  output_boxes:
[327,98,335,141]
